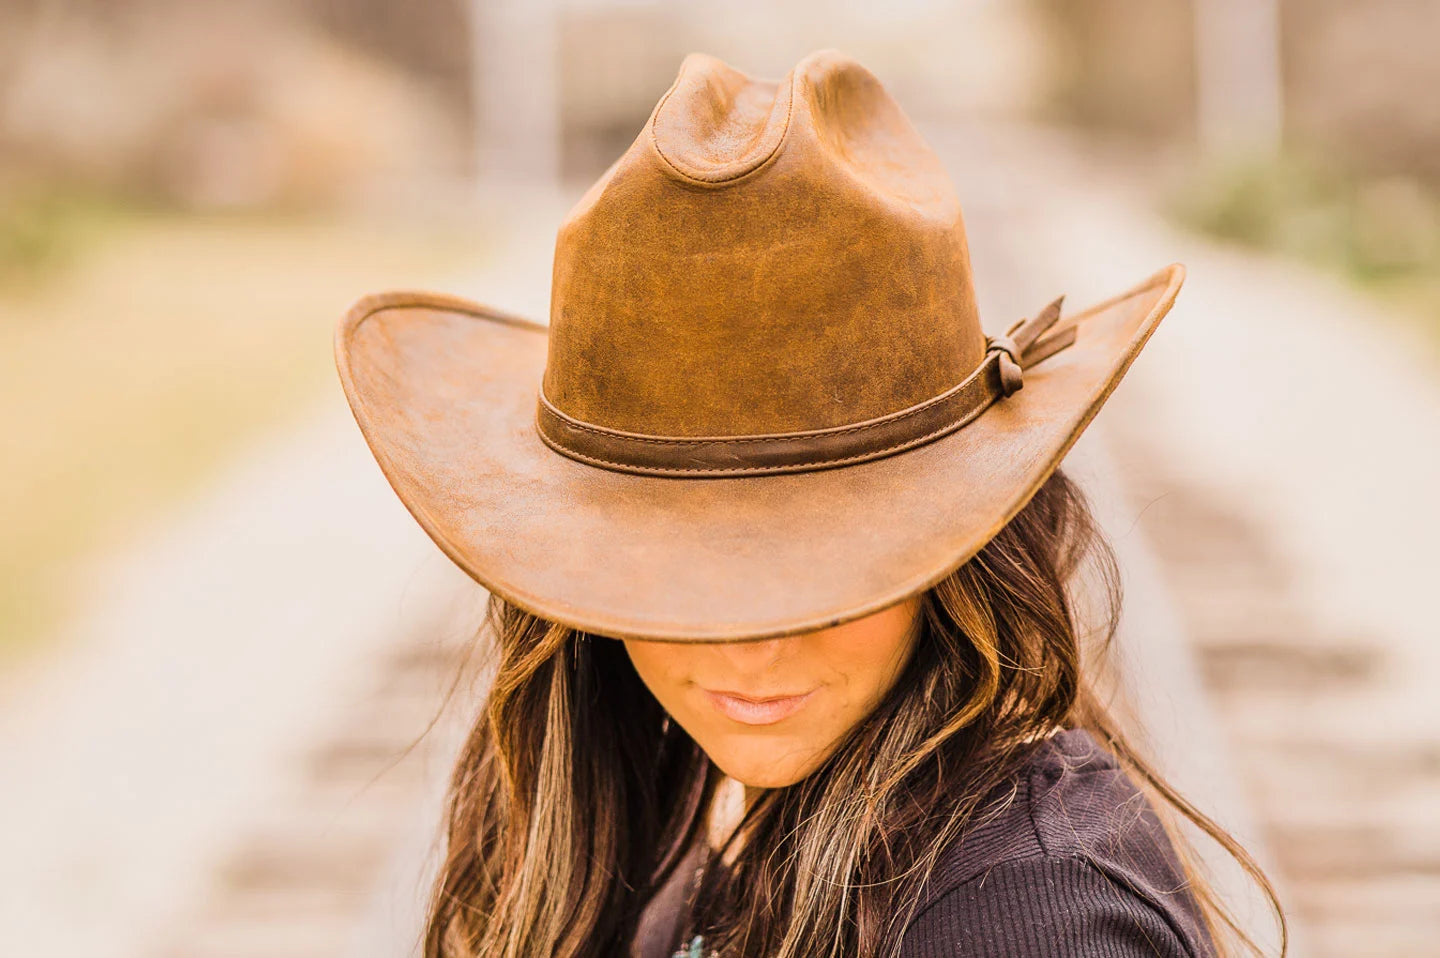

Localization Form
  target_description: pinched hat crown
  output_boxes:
[536,50,1075,477]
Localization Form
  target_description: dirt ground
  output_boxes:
[0,206,488,662]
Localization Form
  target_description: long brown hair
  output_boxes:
[422,467,1287,957]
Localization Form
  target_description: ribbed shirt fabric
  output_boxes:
[636,728,1215,957]
[899,727,1214,957]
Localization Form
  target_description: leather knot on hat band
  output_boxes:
[535,295,1078,478]
[986,295,1073,399]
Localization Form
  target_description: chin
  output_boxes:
[709,747,817,789]
[727,767,801,789]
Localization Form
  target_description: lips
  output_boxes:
[703,688,816,726]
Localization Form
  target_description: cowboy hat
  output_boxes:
[334,49,1184,643]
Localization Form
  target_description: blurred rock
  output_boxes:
[0,2,467,211]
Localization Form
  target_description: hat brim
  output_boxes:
[335,264,1183,643]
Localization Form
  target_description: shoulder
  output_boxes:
[897,729,1215,958]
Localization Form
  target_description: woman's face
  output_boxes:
[620,596,924,789]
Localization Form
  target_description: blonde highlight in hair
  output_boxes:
[423,468,1286,956]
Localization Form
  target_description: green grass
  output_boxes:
[0,187,136,289]
[1166,150,1440,339]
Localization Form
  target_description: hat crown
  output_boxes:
[542,50,985,438]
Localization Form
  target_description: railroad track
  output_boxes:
[1105,400,1440,957]
[149,615,476,958]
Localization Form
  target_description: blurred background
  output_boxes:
[1,1,1437,956]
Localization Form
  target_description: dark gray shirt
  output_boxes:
[898,728,1214,957]
[636,728,1215,957]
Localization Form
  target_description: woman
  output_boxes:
[335,50,1285,956]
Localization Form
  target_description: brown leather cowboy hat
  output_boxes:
[335,50,1184,643]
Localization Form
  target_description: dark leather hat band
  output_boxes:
[535,297,1076,478]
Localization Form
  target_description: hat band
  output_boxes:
[534,297,1075,478]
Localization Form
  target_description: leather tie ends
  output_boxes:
[986,295,1077,398]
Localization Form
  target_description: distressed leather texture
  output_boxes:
[332,49,1186,642]
[534,293,1078,476]
[544,51,980,439]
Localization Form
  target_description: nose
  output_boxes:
[712,635,788,675]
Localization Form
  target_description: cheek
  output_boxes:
[832,634,913,714]
[622,644,706,739]
[622,644,686,712]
